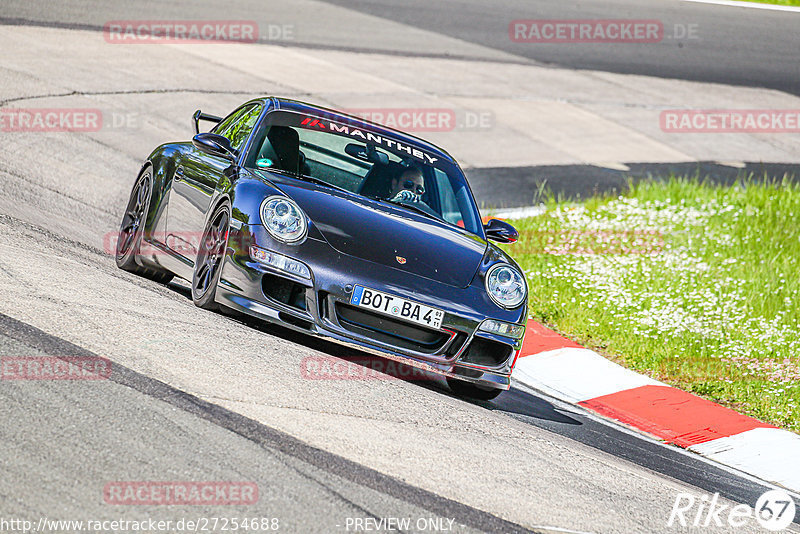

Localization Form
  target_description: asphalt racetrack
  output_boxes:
[0,1,798,532]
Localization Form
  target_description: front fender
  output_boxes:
[229,172,283,228]
[228,170,326,243]
[469,244,528,324]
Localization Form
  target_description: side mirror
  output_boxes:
[484,218,519,244]
[192,132,236,161]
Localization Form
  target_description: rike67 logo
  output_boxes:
[668,489,796,531]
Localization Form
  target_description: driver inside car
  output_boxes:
[388,166,427,205]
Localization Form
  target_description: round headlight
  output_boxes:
[260,196,307,244]
[485,263,526,309]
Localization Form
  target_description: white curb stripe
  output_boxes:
[689,428,800,492]
[514,327,800,493]
[511,347,664,404]
[487,205,546,220]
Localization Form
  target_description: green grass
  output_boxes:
[501,176,800,432]
[733,0,800,6]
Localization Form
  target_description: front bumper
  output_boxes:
[215,225,526,390]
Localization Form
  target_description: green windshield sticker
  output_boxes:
[256,158,274,168]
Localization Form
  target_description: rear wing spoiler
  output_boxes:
[192,110,222,134]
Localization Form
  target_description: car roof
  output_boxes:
[249,96,457,165]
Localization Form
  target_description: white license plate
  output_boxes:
[350,286,444,329]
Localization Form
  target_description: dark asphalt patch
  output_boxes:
[467,161,800,209]
[0,312,540,534]
[493,385,800,527]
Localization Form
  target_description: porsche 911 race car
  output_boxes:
[115,97,527,399]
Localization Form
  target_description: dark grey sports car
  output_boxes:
[116,97,527,400]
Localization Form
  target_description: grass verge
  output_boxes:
[732,0,800,6]
[501,176,799,432]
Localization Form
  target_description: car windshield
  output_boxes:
[244,110,483,236]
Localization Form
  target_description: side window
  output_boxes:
[213,104,262,151]
[433,168,461,225]
[212,107,248,136]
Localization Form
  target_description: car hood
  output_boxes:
[263,174,487,288]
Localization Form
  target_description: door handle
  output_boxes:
[174,166,184,181]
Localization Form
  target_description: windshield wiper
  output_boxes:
[254,167,348,193]
[294,173,349,193]
[372,197,445,223]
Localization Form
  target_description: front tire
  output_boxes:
[447,377,504,401]
[192,203,230,311]
[115,167,173,284]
